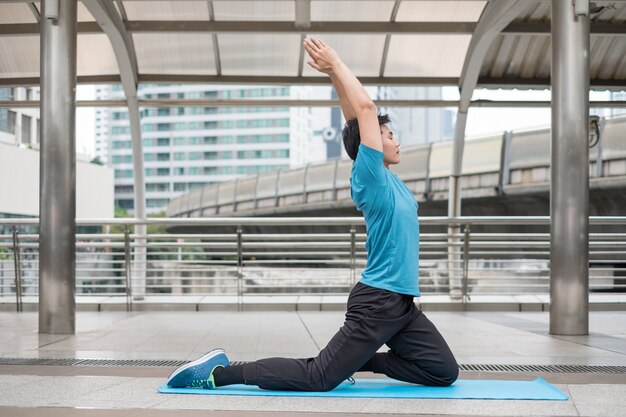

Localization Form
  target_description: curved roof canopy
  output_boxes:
[0,0,625,89]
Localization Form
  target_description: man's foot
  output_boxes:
[167,348,230,389]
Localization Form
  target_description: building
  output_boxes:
[0,87,40,147]
[377,86,455,147]
[97,84,326,215]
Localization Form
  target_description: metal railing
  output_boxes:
[1,217,625,311]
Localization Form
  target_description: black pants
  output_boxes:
[241,282,459,391]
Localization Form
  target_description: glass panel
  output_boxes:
[77,2,96,22]
[219,34,300,76]
[0,36,40,78]
[213,1,293,21]
[385,35,472,77]
[396,1,487,22]
[0,4,38,24]
[311,1,394,22]
[122,1,209,20]
[77,34,119,75]
[301,34,386,77]
[133,33,217,75]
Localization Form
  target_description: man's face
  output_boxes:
[381,124,401,168]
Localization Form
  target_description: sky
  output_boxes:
[74,85,616,159]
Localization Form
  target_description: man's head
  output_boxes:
[342,114,401,167]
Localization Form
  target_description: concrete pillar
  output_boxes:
[39,0,77,334]
[550,0,590,335]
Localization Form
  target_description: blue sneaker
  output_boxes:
[167,348,230,389]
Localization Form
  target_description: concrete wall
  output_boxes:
[0,144,114,218]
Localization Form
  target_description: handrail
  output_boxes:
[2,216,626,226]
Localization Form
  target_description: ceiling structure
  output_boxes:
[0,0,625,90]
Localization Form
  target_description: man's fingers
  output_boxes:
[311,38,324,50]
[303,41,317,57]
[304,38,320,53]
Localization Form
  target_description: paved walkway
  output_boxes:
[0,310,624,416]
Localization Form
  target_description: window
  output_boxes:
[189,152,202,161]
[113,140,131,149]
[157,168,170,176]
[178,107,185,115]
[189,122,202,130]
[116,199,134,209]
[115,169,133,178]
[174,183,187,192]
[157,108,170,116]
[173,152,185,161]
[115,185,134,194]
[157,138,170,146]
[146,183,170,192]
[204,107,217,114]
[203,136,217,144]
[173,137,185,145]
[140,124,154,133]
[157,123,170,131]
[203,167,217,175]
[144,153,155,161]
[21,114,31,144]
[143,138,154,147]
[204,121,217,129]
[112,155,132,164]
[157,153,170,161]
[204,151,217,160]
[174,167,185,176]
[188,137,201,145]
[188,167,201,175]
[113,126,130,135]
[147,198,169,208]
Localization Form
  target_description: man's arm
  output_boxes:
[329,72,356,121]
[304,38,382,153]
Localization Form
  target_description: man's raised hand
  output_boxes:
[303,38,341,75]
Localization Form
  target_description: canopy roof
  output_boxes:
[0,0,625,89]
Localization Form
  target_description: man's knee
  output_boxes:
[432,364,459,387]
[310,377,343,392]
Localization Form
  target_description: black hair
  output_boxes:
[342,114,391,161]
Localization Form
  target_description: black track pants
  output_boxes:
[241,282,459,391]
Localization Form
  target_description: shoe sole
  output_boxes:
[167,348,225,384]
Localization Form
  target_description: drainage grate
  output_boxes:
[0,358,624,374]
[458,364,626,374]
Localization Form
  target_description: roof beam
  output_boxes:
[4,20,626,37]
[0,74,623,89]
[0,21,476,36]
[3,99,625,109]
[82,0,148,248]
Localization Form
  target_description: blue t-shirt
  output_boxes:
[350,143,420,297]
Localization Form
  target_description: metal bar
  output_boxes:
[124,225,132,312]
[350,225,357,287]
[39,0,77,335]
[237,226,243,312]
[550,0,590,336]
[462,225,471,303]
[11,226,23,312]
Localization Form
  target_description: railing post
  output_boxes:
[237,226,243,312]
[350,225,356,287]
[12,226,23,313]
[462,224,471,304]
[124,225,132,312]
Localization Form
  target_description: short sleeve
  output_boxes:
[353,143,386,187]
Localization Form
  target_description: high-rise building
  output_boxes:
[97,84,326,214]
[377,86,454,146]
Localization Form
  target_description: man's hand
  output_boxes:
[303,38,341,75]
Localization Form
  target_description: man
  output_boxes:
[166,38,459,391]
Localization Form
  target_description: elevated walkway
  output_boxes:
[0,309,624,416]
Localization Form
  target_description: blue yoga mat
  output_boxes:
[157,377,568,400]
